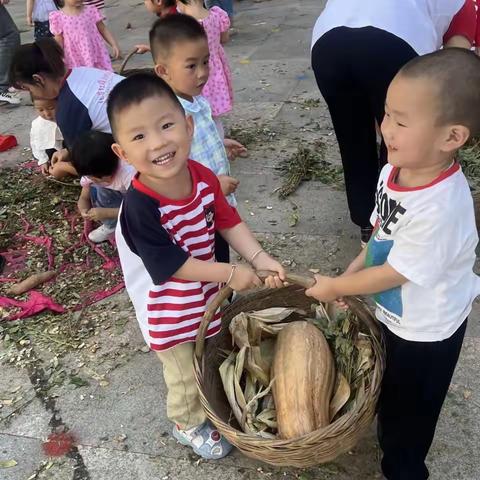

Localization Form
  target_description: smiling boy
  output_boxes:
[107,73,284,460]
[306,48,480,479]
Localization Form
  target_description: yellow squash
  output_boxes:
[272,321,335,439]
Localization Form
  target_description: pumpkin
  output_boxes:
[271,321,335,439]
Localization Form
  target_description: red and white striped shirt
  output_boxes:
[116,160,241,351]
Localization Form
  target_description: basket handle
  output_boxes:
[194,270,315,359]
[119,49,140,75]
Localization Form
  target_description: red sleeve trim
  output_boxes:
[443,0,476,45]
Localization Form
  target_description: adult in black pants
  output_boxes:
[311,0,475,244]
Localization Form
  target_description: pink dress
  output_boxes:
[49,6,112,71]
[200,7,233,117]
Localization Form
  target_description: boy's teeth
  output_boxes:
[153,152,174,165]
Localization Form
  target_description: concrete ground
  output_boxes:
[1,0,480,479]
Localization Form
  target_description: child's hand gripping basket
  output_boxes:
[193,272,385,468]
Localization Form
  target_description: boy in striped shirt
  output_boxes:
[108,73,285,460]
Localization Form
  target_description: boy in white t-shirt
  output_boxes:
[71,130,135,243]
[306,48,480,479]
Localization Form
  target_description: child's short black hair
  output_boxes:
[107,73,183,138]
[149,13,207,61]
[71,131,118,178]
[399,48,480,137]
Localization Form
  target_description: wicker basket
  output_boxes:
[118,49,155,77]
[193,272,385,468]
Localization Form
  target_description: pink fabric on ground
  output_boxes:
[0,291,65,321]
[1,219,124,321]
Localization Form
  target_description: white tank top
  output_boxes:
[311,0,465,55]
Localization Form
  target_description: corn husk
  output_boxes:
[229,307,296,387]
[329,372,350,420]
[220,307,298,434]
[219,351,243,426]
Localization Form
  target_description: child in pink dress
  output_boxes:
[49,0,120,71]
[177,0,233,138]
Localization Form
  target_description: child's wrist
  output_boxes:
[249,248,265,267]
[225,264,237,286]
[330,276,348,299]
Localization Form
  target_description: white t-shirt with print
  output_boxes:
[80,161,135,194]
[366,162,480,342]
[311,0,465,55]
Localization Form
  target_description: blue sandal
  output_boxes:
[173,421,233,460]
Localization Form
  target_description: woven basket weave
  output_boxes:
[193,273,385,468]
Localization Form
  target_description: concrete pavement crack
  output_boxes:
[22,349,91,480]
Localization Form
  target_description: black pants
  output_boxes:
[311,27,417,228]
[378,320,467,480]
[214,231,230,264]
[34,21,53,41]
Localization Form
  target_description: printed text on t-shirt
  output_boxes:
[375,180,406,234]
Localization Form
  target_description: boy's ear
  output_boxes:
[154,62,169,80]
[111,143,129,163]
[441,125,470,153]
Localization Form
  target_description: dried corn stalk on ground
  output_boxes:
[219,305,375,438]
[459,138,480,191]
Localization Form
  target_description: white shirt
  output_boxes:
[311,0,465,55]
[367,163,480,342]
[80,161,136,194]
[32,0,57,22]
[30,116,63,166]
[56,67,124,148]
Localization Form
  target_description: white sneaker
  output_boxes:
[0,90,21,105]
[88,225,115,243]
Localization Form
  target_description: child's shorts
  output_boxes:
[34,21,53,41]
